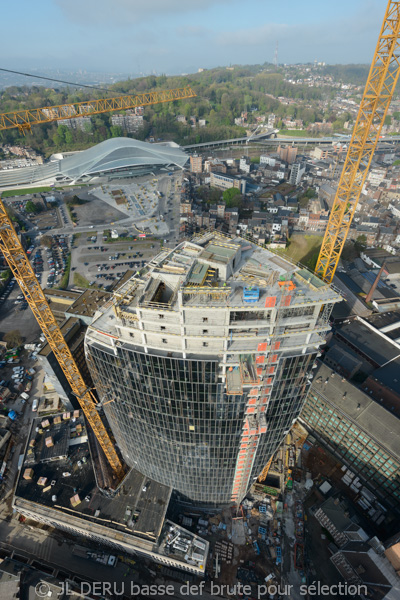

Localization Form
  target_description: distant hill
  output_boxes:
[0,63,367,156]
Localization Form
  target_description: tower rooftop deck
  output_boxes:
[90,234,341,334]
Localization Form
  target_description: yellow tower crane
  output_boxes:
[0,85,196,133]
[0,84,196,483]
[315,0,400,283]
[0,201,125,481]
[258,455,273,483]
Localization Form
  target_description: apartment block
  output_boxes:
[300,362,400,514]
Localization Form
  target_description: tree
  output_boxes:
[25,200,39,213]
[110,125,123,138]
[41,235,53,248]
[222,187,241,207]
[355,234,367,252]
[0,269,11,282]
[64,129,74,145]
[3,330,23,348]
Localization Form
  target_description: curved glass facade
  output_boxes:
[87,341,318,505]
[88,343,248,504]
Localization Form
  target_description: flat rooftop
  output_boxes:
[364,311,400,342]
[66,288,112,319]
[42,288,81,301]
[335,318,400,367]
[15,411,171,545]
[91,232,340,334]
[43,289,82,322]
[310,362,400,460]
[369,357,400,396]
[39,317,83,358]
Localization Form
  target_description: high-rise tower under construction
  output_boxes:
[85,233,340,505]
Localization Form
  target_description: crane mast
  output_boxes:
[315,0,400,283]
[0,201,125,481]
[0,85,196,133]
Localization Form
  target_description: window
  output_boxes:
[161,326,166,331]
[159,314,164,319]
[162,339,167,344]
[130,333,134,338]
[203,317,208,323]
[203,342,208,347]
[203,329,208,334]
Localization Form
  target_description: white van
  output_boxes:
[20,392,29,401]
[32,398,38,412]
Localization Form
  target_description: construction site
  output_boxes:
[0,1,399,592]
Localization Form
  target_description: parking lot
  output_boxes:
[42,235,70,288]
[0,279,41,343]
[70,233,161,288]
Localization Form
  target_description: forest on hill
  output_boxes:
[0,63,360,156]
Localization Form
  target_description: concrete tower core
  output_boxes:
[85,233,341,506]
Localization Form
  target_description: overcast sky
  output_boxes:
[3,0,386,76]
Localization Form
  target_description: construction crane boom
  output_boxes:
[0,200,125,481]
[315,0,400,283]
[0,85,197,133]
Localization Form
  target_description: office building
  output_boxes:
[289,162,306,186]
[300,362,400,514]
[85,233,340,506]
[278,144,298,165]
[38,317,91,410]
[190,154,203,173]
[209,172,246,194]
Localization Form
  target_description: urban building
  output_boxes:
[314,496,368,548]
[85,233,341,506]
[111,112,144,133]
[289,162,306,186]
[239,157,251,174]
[310,147,330,161]
[0,138,188,188]
[209,172,246,194]
[43,288,82,324]
[12,412,208,576]
[190,154,203,173]
[65,287,112,326]
[331,539,400,597]
[58,116,92,131]
[260,155,276,167]
[300,362,400,514]
[38,317,92,410]
[277,144,298,165]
